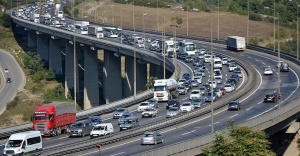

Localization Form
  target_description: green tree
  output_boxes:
[145,76,157,89]
[1,14,11,28]
[43,84,66,102]
[73,8,79,17]
[203,121,276,156]
[22,52,44,75]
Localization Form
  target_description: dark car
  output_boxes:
[228,101,241,111]
[180,53,188,60]
[183,81,192,91]
[230,74,240,81]
[264,93,277,103]
[203,84,211,92]
[185,56,193,63]
[182,73,191,80]
[166,99,180,109]
[280,63,289,72]
[227,78,237,85]
[6,78,11,83]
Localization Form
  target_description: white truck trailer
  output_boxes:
[88,25,104,38]
[153,79,179,102]
[75,21,89,26]
[226,36,246,51]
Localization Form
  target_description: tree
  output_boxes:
[145,76,157,89]
[1,14,11,28]
[203,121,276,156]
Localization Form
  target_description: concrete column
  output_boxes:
[150,63,159,78]
[49,38,62,75]
[125,56,134,97]
[37,34,49,63]
[136,63,147,92]
[27,30,37,49]
[103,50,122,103]
[64,42,79,100]
[157,65,164,79]
[83,46,99,109]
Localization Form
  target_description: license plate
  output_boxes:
[144,114,149,116]
[72,134,77,135]
[122,128,127,129]
[93,135,97,136]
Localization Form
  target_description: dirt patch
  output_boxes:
[77,1,274,41]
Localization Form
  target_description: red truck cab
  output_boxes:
[32,102,76,136]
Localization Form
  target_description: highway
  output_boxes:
[0,50,26,114]
[3,3,300,155]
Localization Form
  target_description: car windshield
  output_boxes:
[154,86,166,91]
[6,140,23,148]
[116,108,125,112]
[144,108,153,111]
[121,114,131,118]
[177,86,185,90]
[179,80,185,82]
[229,102,238,106]
[199,87,205,91]
[140,103,149,106]
[34,115,49,120]
[144,133,154,137]
[169,108,179,111]
[93,126,106,130]
[182,103,190,106]
[70,123,83,128]
[225,85,231,87]
[186,44,196,51]
[191,90,200,94]
[192,98,203,102]
[91,118,100,122]
[123,119,134,124]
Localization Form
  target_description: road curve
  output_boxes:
[0,50,26,114]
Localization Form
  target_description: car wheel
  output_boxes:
[154,140,157,145]
[161,138,164,143]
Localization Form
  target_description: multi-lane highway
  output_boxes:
[0,50,26,113]
[3,3,300,156]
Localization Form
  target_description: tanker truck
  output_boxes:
[153,79,179,102]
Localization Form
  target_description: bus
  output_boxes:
[178,40,196,56]
[103,27,118,38]
[75,24,88,35]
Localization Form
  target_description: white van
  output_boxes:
[3,131,42,156]
[90,123,114,139]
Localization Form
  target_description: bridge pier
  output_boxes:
[125,56,134,97]
[49,37,62,75]
[103,50,122,103]
[83,46,99,109]
[64,41,79,100]
[27,30,37,49]
[150,64,164,79]
[136,62,147,92]
[37,33,49,64]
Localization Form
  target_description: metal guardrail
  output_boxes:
[33,49,256,155]
[0,16,180,140]
[135,45,300,156]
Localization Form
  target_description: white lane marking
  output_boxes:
[262,62,265,65]
[236,70,246,90]
[181,130,196,135]
[110,152,125,156]
[208,122,219,126]
[0,144,4,146]
[161,127,177,133]
[240,67,262,103]
[229,114,239,118]
[257,101,262,105]
[194,126,201,129]
[58,136,68,139]
[273,69,275,71]
[246,107,253,111]
[256,59,259,61]
[183,97,188,100]
[151,116,162,120]
[47,143,64,148]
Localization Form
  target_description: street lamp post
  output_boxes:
[210,13,214,133]
[218,0,220,40]
[143,13,147,50]
[186,7,189,36]
[247,0,249,46]
[156,0,159,31]
[297,5,300,60]
[277,13,281,111]
[264,4,276,53]
[132,0,136,98]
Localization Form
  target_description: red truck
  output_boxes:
[32,102,76,136]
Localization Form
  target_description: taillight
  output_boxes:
[152,137,156,140]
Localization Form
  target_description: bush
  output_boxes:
[249,13,262,21]
[43,84,66,102]
[1,14,11,28]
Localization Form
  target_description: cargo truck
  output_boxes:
[153,79,179,102]
[75,21,89,26]
[88,25,104,38]
[226,36,246,51]
[32,102,76,136]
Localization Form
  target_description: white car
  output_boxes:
[180,102,194,112]
[178,79,186,85]
[264,68,273,75]
[224,84,235,92]
[277,61,284,68]
[207,81,217,89]
[189,90,201,100]
[229,64,238,72]
[222,58,228,65]
[138,102,153,112]
[4,68,8,73]
[198,49,206,54]
[141,108,158,118]
[194,76,202,84]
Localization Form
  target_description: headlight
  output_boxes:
[78,129,82,132]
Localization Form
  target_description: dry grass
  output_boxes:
[77,0,276,42]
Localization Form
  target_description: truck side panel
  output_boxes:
[55,113,76,128]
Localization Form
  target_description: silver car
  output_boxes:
[191,97,206,108]
[141,108,158,118]
[147,98,159,108]
[113,108,129,119]
[67,120,93,137]
[166,107,182,118]
[118,112,133,125]
[176,85,187,95]
[214,77,222,84]
[119,116,139,131]
[190,79,199,87]
[141,131,163,145]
